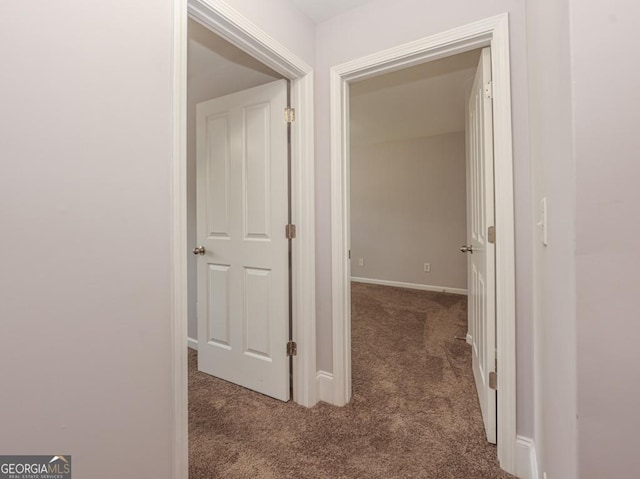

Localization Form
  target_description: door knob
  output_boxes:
[193,246,206,255]
[460,245,474,254]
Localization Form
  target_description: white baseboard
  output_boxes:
[516,435,539,479]
[466,333,472,344]
[316,370,335,405]
[351,277,467,295]
[187,337,198,350]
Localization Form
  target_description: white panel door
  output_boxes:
[196,80,289,401]
[465,48,496,443]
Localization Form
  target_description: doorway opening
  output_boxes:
[329,14,517,474]
[187,18,292,400]
[348,50,479,296]
[171,2,316,477]
[348,42,498,435]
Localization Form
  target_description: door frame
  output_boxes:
[171,0,316,477]
[329,13,517,474]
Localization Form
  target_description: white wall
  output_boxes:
[525,0,577,477]
[315,0,534,437]
[0,1,315,477]
[187,19,282,340]
[350,133,467,290]
[570,1,640,477]
[527,0,640,477]
[0,1,174,477]
[219,0,315,65]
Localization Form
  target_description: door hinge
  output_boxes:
[286,341,297,357]
[348,249,351,259]
[285,224,296,239]
[484,81,493,100]
[489,357,498,390]
[488,226,496,244]
[284,107,296,123]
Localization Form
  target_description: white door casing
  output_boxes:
[466,47,497,443]
[328,14,516,474]
[196,80,290,401]
[173,2,317,477]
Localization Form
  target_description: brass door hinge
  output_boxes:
[286,341,297,357]
[285,224,296,239]
[488,226,496,244]
[485,81,493,100]
[284,107,296,123]
[489,357,497,390]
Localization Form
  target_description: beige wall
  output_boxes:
[350,133,467,290]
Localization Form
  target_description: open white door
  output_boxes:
[465,48,497,443]
[195,80,290,401]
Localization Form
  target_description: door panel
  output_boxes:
[243,103,271,239]
[466,47,496,443]
[244,267,272,359]
[196,80,289,401]
[207,263,230,348]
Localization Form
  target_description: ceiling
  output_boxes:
[350,49,482,145]
[290,0,375,23]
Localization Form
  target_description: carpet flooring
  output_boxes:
[189,282,515,478]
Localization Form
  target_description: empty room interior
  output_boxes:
[348,48,508,476]
[349,52,478,297]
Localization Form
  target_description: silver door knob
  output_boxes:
[193,246,206,255]
[460,245,474,254]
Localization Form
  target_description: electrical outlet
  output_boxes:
[358,258,365,267]
[424,263,431,272]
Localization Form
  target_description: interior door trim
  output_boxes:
[170,1,317,477]
[328,13,517,475]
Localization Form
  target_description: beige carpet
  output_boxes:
[189,282,515,478]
